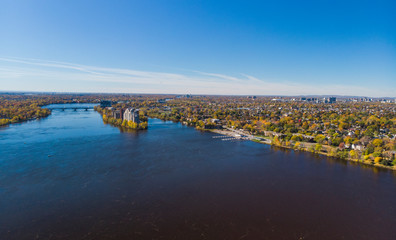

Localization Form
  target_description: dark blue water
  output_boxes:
[1,104,395,240]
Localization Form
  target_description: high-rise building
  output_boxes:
[123,108,140,123]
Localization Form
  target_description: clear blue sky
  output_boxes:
[0,0,395,97]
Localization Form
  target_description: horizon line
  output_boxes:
[0,90,394,99]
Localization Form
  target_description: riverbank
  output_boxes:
[209,128,396,171]
[0,106,51,127]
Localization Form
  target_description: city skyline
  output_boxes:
[1,0,395,97]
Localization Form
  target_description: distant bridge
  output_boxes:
[46,106,94,111]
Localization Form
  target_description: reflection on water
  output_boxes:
[0,104,395,240]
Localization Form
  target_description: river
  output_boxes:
[0,103,395,239]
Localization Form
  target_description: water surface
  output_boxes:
[1,104,395,239]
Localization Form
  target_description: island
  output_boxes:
[94,101,148,130]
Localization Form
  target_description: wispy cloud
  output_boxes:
[0,57,394,97]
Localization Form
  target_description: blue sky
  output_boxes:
[0,0,395,97]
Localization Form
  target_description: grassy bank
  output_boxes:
[210,128,396,171]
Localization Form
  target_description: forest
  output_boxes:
[0,94,51,126]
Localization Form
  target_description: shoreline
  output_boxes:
[208,128,396,171]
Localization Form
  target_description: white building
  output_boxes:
[123,108,140,123]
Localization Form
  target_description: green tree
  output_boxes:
[349,150,357,159]
[314,134,326,144]
[372,139,383,147]
[315,143,322,152]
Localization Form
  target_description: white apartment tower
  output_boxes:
[123,108,140,123]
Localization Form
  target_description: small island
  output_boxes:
[94,102,148,130]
